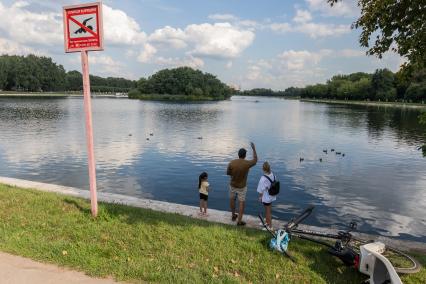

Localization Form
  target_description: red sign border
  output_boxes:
[63,2,104,53]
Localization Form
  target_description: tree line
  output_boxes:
[239,68,426,103]
[0,55,136,93]
[129,67,234,100]
[298,68,426,102]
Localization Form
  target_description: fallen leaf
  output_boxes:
[249,259,253,264]
[234,271,240,277]
[62,250,67,256]
[214,266,219,272]
[275,273,280,279]
[231,259,237,264]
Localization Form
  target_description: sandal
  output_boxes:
[237,221,246,226]
[232,214,238,221]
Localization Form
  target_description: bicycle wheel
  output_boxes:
[294,230,421,274]
[380,245,422,274]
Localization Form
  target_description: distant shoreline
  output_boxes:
[129,93,229,101]
[0,92,128,98]
[300,98,426,109]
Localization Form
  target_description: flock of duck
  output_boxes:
[126,134,346,163]
[128,132,204,141]
[300,148,345,163]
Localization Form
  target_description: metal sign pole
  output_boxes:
[81,50,98,217]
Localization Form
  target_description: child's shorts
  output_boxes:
[199,193,208,201]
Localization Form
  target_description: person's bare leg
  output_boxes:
[230,195,236,218]
[266,205,272,227]
[199,199,203,214]
[203,200,208,214]
[238,201,245,223]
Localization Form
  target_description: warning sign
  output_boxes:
[63,2,104,52]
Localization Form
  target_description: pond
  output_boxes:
[0,96,425,241]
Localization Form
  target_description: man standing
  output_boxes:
[227,142,258,226]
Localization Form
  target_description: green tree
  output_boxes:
[329,0,426,67]
[0,60,6,90]
[132,67,233,100]
[371,69,396,101]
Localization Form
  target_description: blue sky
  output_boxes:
[0,0,403,90]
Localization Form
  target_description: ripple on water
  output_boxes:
[0,97,425,241]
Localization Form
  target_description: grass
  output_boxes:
[0,184,424,283]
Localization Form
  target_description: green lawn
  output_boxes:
[0,184,424,283]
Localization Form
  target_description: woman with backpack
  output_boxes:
[257,161,279,230]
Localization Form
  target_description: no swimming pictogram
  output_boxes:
[63,2,104,52]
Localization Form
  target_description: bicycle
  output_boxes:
[258,205,421,276]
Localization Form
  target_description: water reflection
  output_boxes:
[0,97,425,241]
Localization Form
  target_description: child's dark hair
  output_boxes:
[198,172,208,189]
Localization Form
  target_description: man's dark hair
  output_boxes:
[238,148,247,158]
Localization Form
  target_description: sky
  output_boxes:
[0,0,404,90]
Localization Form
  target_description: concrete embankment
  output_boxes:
[0,93,127,98]
[0,176,424,253]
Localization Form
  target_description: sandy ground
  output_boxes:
[0,252,118,284]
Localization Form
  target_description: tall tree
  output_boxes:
[329,0,426,67]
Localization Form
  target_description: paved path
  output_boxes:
[0,252,117,284]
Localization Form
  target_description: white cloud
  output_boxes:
[208,14,260,30]
[269,7,350,39]
[137,43,157,63]
[145,22,255,61]
[242,49,346,89]
[103,5,146,45]
[338,49,364,57]
[148,26,187,49]
[269,23,292,33]
[155,56,204,69]
[295,22,349,38]
[293,10,312,23]
[68,53,135,78]
[305,0,359,18]
[0,2,147,47]
[185,23,255,59]
[226,61,233,69]
[278,49,331,70]
[0,38,45,56]
[208,13,238,21]
[237,20,260,29]
[0,1,62,45]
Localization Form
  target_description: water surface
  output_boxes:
[0,96,425,241]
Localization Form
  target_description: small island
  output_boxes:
[128,67,234,101]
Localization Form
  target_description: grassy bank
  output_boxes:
[301,98,426,109]
[0,184,424,283]
[129,93,228,101]
[0,91,72,97]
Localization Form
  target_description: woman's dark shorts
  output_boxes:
[263,202,272,206]
[200,193,208,201]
